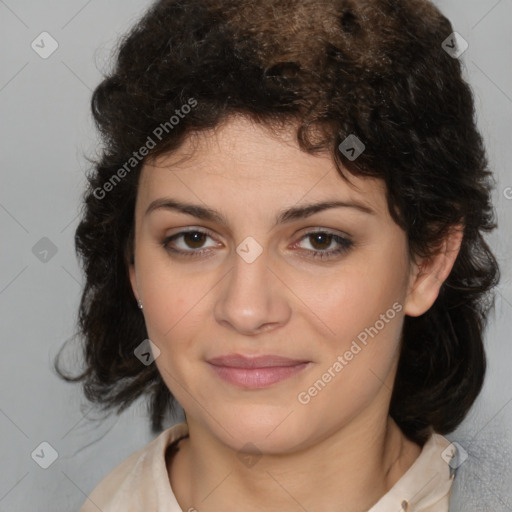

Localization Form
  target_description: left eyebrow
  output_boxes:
[144,198,375,228]
[276,200,375,224]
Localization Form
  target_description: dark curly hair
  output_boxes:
[56,0,500,445]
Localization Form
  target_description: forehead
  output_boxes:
[138,116,388,215]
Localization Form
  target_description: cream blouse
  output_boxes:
[79,422,456,512]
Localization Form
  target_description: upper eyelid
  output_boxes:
[165,227,352,246]
[166,226,351,237]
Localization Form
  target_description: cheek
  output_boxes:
[137,241,210,331]
[142,289,215,421]
[142,278,205,353]
[141,274,206,403]
[294,245,408,406]
[296,268,406,418]
[301,255,407,346]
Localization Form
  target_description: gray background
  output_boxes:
[0,1,511,511]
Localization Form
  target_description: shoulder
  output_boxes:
[79,422,189,512]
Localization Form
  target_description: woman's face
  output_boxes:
[130,115,419,453]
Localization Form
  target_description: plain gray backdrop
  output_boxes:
[0,1,511,511]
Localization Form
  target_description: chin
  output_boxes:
[204,403,313,454]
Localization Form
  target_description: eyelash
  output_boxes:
[161,228,354,261]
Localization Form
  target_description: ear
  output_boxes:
[404,224,464,317]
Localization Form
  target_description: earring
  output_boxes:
[137,299,143,310]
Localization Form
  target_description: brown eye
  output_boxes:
[182,231,208,249]
[161,229,219,257]
[295,231,354,261]
[308,232,334,251]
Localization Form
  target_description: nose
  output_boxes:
[213,245,292,336]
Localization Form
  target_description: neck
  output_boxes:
[169,412,422,512]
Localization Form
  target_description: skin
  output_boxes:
[129,115,463,512]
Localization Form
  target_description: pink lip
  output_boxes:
[206,354,311,388]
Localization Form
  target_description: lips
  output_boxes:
[206,354,311,388]
[207,354,309,368]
